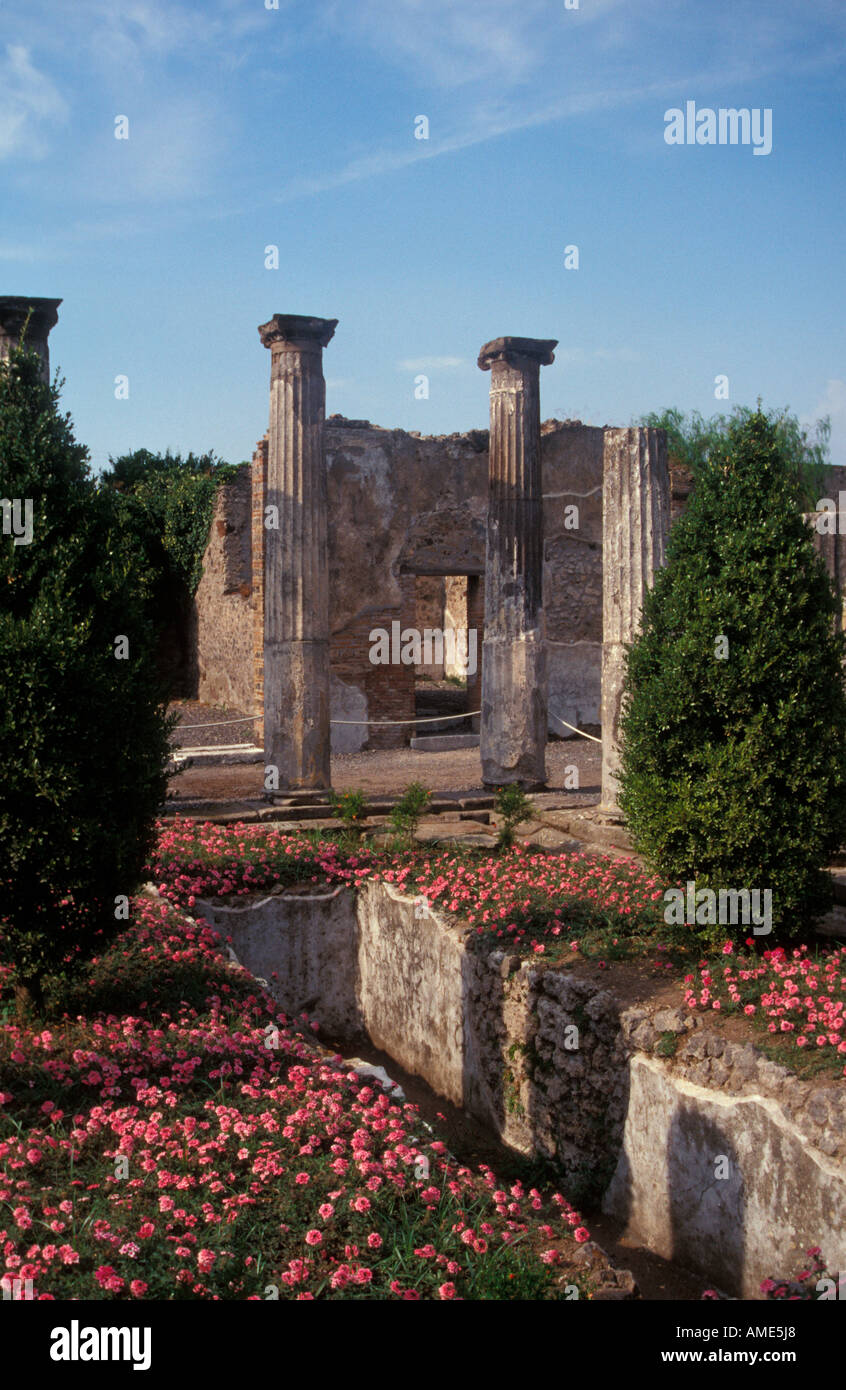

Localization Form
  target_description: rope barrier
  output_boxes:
[176,711,600,739]
[549,712,602,744]
[176,716,258,731]
[330,710,481,726]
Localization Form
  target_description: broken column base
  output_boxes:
[480,633,547,789]
[540,807,634,853]
[264,639,332,790]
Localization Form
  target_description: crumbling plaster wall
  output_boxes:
[194,468,254,713]
[324,416,604,748]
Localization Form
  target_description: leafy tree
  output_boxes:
[0,346,174,1011]
[618,409,846,939]
[100,448,239,600]
[98,449,240,697]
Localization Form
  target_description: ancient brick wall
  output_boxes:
[322,415,608,743]
[251,437,268,743]
[330,570,417,751]
[323,418,488,750]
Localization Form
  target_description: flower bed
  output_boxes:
[683,942,846,1078]
[4,822,845,1299]
[0,893,594,1300]
[149,820,846,1080]
[150,820,670,955]
[150,819,374,906]
[381,846,668,955]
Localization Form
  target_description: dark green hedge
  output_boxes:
[0,350,174,1004]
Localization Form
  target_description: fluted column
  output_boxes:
[478,335,557,788]
[258,313,337,789]
[600,427,670,813]
[0,297,61,381]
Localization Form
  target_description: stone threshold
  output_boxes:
[170,745,263,767]
[159,792,496,825]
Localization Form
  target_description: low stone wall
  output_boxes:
[197,886,361,1039]
[604,1053,846,1298]
[197,880,846,1297]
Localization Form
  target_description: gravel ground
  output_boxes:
[168,702,258,748]
[331,738,600,796]
[166,736,602,804]
[168,688,479,748]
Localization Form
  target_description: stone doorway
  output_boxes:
[411,573,483,736]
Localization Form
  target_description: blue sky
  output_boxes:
[1,0,844,473]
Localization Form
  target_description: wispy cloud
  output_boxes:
[322,0,629,89]
[0,44,68,160]
[398,356,464,371]
[72,0,276,72]
[0,2,270,203]
[274,72,702,204]
[68,97,231,204]
[287,0,846,209]
[0,241,49,263]
[554,347,642,366]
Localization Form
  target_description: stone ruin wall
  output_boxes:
[193,416,609,749]
[191,422,846,749]
[193,465,254,717]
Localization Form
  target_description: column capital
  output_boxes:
[258,314,338,352]
[478,336,557,372]
[0,296,61,341]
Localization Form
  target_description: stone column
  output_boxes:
[600,427,669,814]
[478,336,557,788]
[258,314,337,790]
[0,297,61,381]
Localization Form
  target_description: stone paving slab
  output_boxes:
[171,746,264,766]
[161,791,498,824]
[414,819,493,842]
[537,808,634,852]
[418,830,498,848]
[410,734,481,752]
